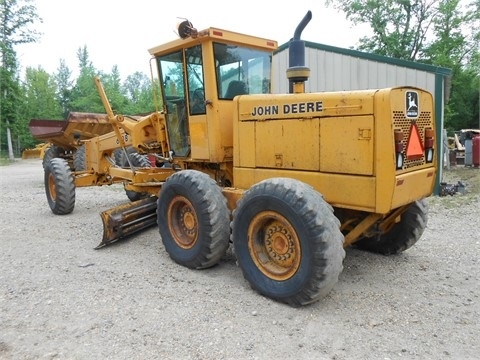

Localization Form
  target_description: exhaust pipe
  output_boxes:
[287,10,312,93]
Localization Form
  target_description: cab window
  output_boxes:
[186,45,206,115]
[213,43,272,100]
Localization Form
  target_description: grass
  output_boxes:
[0,157,15,166]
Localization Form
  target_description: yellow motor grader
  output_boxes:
[43,11,437,306]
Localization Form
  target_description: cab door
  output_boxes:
[158,51,191,158]
[185,45,209,160]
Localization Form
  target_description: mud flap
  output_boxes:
[96,196,158,249]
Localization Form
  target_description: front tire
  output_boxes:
[114,146,137,167]
[157,170,230,269]
[42,145,63,169]
[73,145,86,171]
[44,158,75,215]
[231,178,345,307]
[354,199,428,255]
[125,152,151,202]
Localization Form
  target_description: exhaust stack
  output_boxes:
[287,10,312,93]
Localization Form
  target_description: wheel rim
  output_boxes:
[247,211,301,281]
[167,195,198,249]
[48,173,57,201]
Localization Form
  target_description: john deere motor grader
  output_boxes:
[43,11,437,306]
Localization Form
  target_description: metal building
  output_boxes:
[272,41,452,193]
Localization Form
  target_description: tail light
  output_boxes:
[394,130,404,169]
[425,128,435,163]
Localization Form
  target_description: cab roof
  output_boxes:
[148,27,278,56]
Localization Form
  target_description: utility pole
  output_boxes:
[2,89,15,161]
[1,89,5,155]
[6,119,14,161]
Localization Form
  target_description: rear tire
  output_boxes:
[354,199,428,255]
[44,158,75,215]
[231,178,345,307]
[157,170,230,269]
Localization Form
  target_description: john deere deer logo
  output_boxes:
[406,91,419,118]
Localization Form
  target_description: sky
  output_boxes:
[15,0,371,80]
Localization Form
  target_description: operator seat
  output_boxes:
[225,80,247,99]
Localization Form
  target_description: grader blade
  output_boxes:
[96,196,158,249]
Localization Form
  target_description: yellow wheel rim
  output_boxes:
[48,173,57,201]
[167,195,198,249]
[247,211,301,281]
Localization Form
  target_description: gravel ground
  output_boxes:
[1,159,479,360]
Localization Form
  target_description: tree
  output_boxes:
[422,0,480,131]
[15,66,61,149]
[123,71,158,114]
[54,59,73,118]
[326,0,439,60]
[101,65,128,113]
[443,66,479,131]
[0,0,42,157]
[22,67,62,118]
[69,46,104,113]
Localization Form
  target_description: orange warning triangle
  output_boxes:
[406,123,424,159]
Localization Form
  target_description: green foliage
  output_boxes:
[423,0,479,131]
[422,0,478,68]
[1,0,42,155]
[0,0,42,46]
[444,67,480,131]
[1,0,158,157]
[327,0,435,60]
[68,46,105,113]
[22,67,62,118]
[123,72,159,114]
[16,66,63,148]
[54,59,74,118]
[101,65,128,114]
[1,0,42,123]
[0,59,20,123]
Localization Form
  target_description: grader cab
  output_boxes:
[42,11,437,306]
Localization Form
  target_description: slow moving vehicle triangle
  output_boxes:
[406,123,424,159]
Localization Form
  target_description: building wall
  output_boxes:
[272,46,436,94]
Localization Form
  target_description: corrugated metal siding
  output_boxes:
[272,47,436,94]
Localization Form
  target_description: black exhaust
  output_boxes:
[287,10,312,93]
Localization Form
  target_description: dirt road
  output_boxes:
[1,159,479,360]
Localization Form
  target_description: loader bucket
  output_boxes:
[96,196,158,249]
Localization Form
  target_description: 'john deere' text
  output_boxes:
[251,101,323,116]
